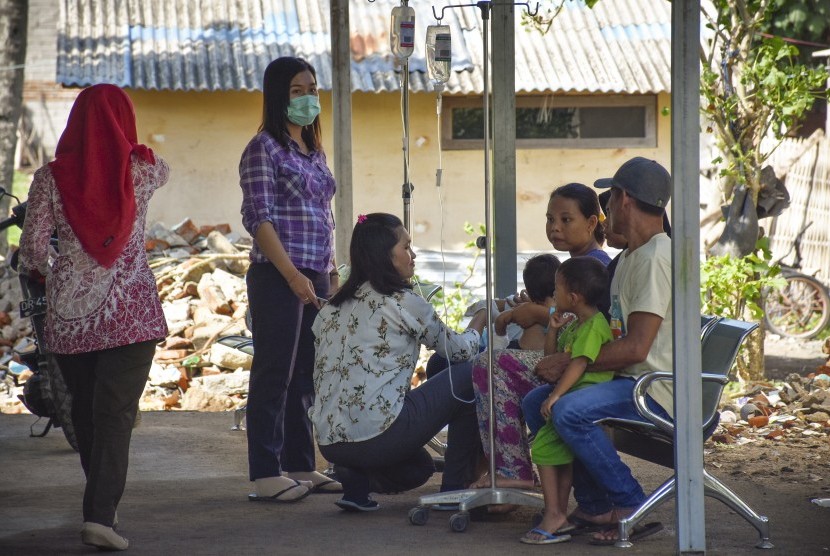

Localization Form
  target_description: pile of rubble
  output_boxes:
[1,219,255,414]
[710,370,830,446]
[4,219,830,444]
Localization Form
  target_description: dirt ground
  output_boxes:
[0,335,828,554]
[702,335,830,540]
[763,335,828,381]
[739,333,830,491]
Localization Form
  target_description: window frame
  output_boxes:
[441,94,657,150]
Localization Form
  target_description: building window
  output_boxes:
[442,95,656,150]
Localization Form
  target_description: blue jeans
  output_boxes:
[522,383,553,437]
[551,376,671,514]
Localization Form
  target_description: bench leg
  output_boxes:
[703,470,773,549]
[616,477,676,547]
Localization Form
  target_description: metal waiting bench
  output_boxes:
[599,316,772,549]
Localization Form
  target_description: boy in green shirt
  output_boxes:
[520,257,614,544]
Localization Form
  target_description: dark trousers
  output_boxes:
[320,364,481,499]
[245,263,328,480]
[55,340,158,526]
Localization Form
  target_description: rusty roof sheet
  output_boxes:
[57,0,671,94]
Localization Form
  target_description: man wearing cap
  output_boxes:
[534,157,672,544]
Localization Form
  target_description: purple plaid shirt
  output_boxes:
[239,132,336,272]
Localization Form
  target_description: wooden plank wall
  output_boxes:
[767,131,830,283]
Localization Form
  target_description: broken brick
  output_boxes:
[748,415,769,428]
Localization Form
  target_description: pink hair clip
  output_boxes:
[357,214,367,224]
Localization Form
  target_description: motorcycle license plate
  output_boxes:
[20,296,47,318]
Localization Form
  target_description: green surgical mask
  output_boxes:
[286,95,321,126]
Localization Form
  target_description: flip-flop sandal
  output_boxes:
[334,498,380,512]
[247,480,311,503]
[555,523,577,534]
[530,511,577,534]
[588,521,664,546]
[311,479,343,494]
[567,515,608,535]
[519,527,572,545]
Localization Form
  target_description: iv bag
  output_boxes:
[426,25,451,84]
[391,5,416,59]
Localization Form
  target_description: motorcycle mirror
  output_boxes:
[0,187,22,205]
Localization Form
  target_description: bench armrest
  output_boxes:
[632,372,730,435]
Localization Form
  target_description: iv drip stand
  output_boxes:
[402,56,413,232]
[393,0,414,233]
[411,0,543,531]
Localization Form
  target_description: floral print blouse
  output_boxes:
[18,156,170,354]
[310,283,480,445]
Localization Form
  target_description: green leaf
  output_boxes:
[183,355,201,367]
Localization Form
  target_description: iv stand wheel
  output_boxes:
[408,506,430,526]
[449,512,470,532]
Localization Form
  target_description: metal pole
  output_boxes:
[671,0,704,552]
[491,2,517,298]
[331,0,353,264]
[481,1,497,488]
[402,56,413,231]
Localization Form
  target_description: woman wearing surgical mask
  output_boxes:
[239,57,341,502]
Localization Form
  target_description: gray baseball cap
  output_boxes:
[594,157,672,208]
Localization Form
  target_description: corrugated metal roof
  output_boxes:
[56,0,671,94]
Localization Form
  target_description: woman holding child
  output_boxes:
[310,213,487,511]
[471,182,611,491]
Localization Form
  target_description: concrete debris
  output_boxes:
[207,342,252,371]
[0,219,252,414]
[180,370,249,411]
[712,372,830,446]
[2,216,828,440]
[148,362,184,388]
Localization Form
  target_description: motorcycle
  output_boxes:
[0,186,78,451]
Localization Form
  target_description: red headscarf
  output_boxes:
[49,84,155,268]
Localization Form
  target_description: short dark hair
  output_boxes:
[557,256,609,308]
[329,213,411,306]
[632,195,666,218]
[522,254,561,303]
[259,57,322,151]
[550,182,606,245]
[599,189,672,238]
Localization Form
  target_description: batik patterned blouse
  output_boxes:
[19,156,169,354]
[310,283,480,445]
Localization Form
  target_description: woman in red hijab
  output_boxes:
[19,84,169,551]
